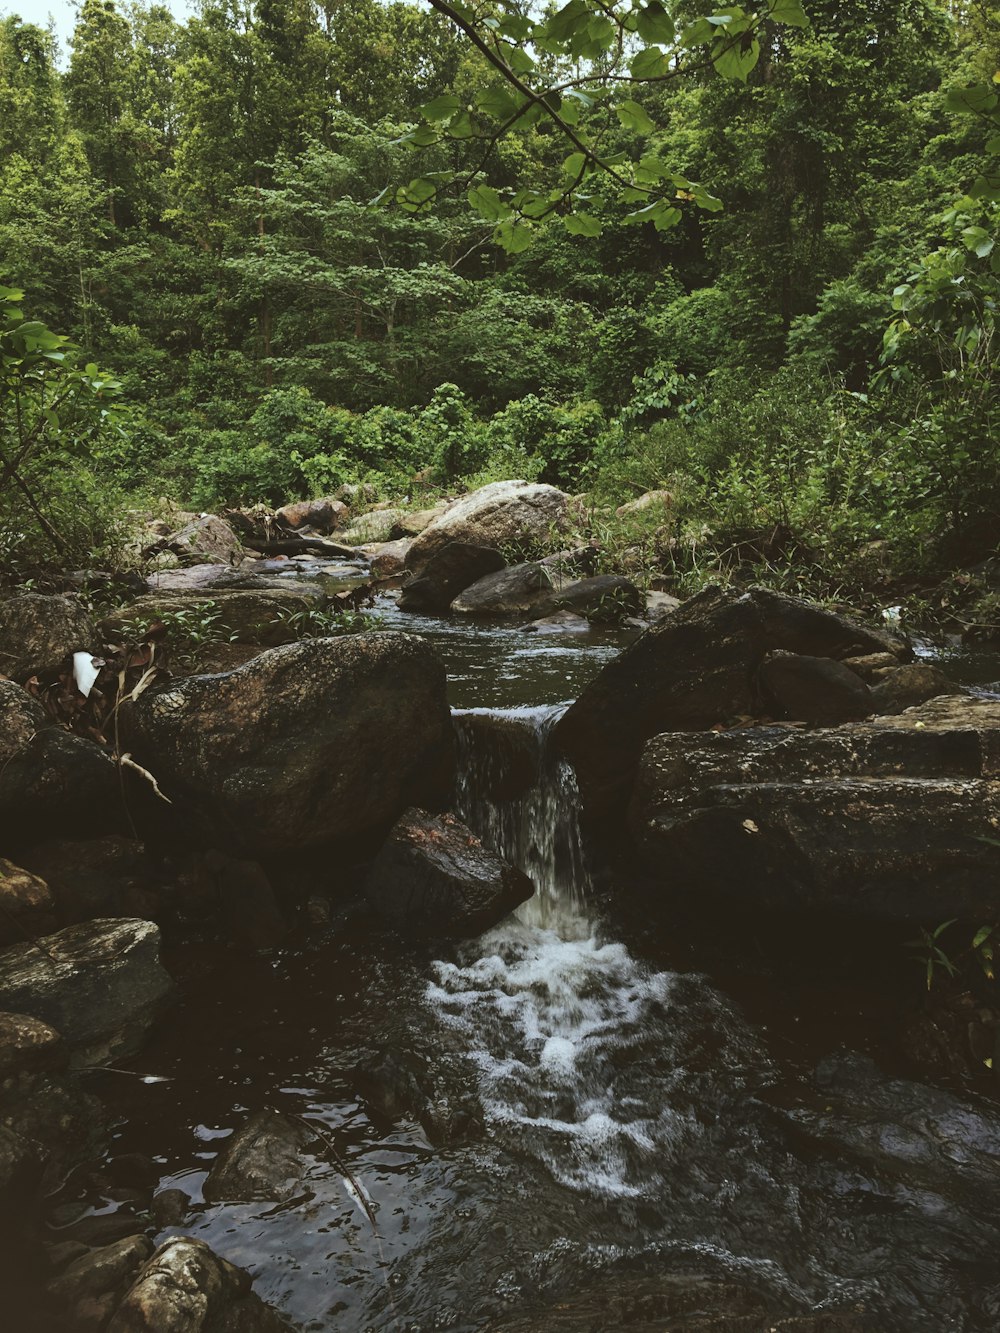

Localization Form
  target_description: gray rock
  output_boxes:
[0,681,122,846]
[151,1188,189,1229]
[452,562,556,617]
[630,698,1000,923]
[164,514,243,565]
[555,586,909,817]
[0,918,173,1067]
[399,542,506,613]
[758,651,873,724]
[119,634,454,856]
[369,537,412,579]
[145,563,254,595]
[341,507,407,545]
[203,1111,311,1204]
[615,489,674,518]
[100,586,329,649]
[0,593,99,682]
[521,610,592,635]
[366,808,533,937]
[549,574,643,624]
[405,481,571,577]
[645,590,682,621]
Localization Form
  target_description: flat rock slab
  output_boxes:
[631,697,1000,922]
[0,919,173,1068]
[119,633,454,856]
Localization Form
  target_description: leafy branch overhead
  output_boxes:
[395,0,809,248]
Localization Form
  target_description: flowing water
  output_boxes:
[62,605,1000,1331]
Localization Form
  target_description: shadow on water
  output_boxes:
[66,607,1000,1331]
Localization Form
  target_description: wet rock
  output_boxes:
[151,1188,189,1229]
[405,480,571,577]
[0,1011,65,1078]
[399,542,506,613]
[366,808,533,937]
[163,514,243,565]
[550,574,643,624]
[452,562,556,617]
[870,663,963,714]
[0,859,56,945]
[203,1110,311,1203]
[369,537,412,579]
[275,498,348,534]
[0,593,100,683]
[198,851,287,950]
[758,651,873,724]
[107,1236,256,1331]
[0,918,173,1067]
[555,586,909,817]
[46,1234,154,1325]
[354,1045,481,1145]
[454,713,538,803]
[100,586,329,649]
[342,507,408,545]
[521,610,592,635]
[18,836,149,924]
[0,680,122,846]
[631,699,1000,922]
[119,634,454,857]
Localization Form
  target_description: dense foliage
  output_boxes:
[0,0,998,601]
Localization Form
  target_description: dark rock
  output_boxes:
[0,859,56,945]
[100,586,329,649]
[46,1234,154,1320]
[54,1211,148,1248]
[399,542,506,613]
[119,633,454,857]
[199,851,287,950]
[454,712,538,803]
[0,918,174,1067]
[202,1111,311,1204]
[0,1010,65,1078]
[0,593,99,682]
[630,697,1000,923]
[840,651,902,681]
[555,586,909,817]
[366,808,533,937]
[0,681,122,847]
[870,663,963,714]
[18,836,149,924]
[758,651,873,724]
[549,574,643,624]
[151,1188,189,1229]
[405,481,571,578]
[451,562,556,617]
[354,1045,481,1146]
[162,514,243,565]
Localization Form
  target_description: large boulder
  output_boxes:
[275,497,348,534]
[630,696,1000,924]
[0,918,173,1067]
[405,481,571,577]
[119,634,454,856]
[162,514,243,565]
[0,680,122,847]
[341,507,408,545]
[399,542,506,613]
[100,586,330,648]
[0,593,99,682]
[758,651,873,724]
[554,586,909,816]
[366,808,533,937]
[203,1111,311,1204]
[451,562,557,618]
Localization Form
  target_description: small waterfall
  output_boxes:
[452,704,590,932]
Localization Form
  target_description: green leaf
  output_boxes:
[630,45,670,79]
[543,0,589,43]
[713,34,760,82]
[962,225,995,258]
[396,177,438,212]
[769,0,809,26]
[616,99,656,134]
[0,286,24,302]
[400,124,440,148]
[564,212,603,236]
[973,926,995,949]
[422,94,461,123]
[986,133,1000,155]
[562,151,588,182]
[445,110,476,140]
[945,84,999,116]
[495,220,533,253]
[468,185,509,222]
[636,2,675,44]
[477,84,521,120]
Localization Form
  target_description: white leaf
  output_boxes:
[72,651,100,698]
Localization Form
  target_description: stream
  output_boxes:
[71,596,1000,1331]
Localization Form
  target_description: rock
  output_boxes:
[275,498,348,534]
[840,651,901,681]
[341,507,408,545]
[331,481,377,507]
[107,1237,257,1332]
[554,586,910,817]
[630,699,1000,923]
[549,574,643,624]
[615,488,674,518]
[870,663,963,714]
[163,515,243,565]
[203,1111,311,1204]
[100,586,329,649]
[405,481,571,578]
[0,681,122,847]
[366,808,533,937]
[0,1011,65,1078]
[198,851,287,950]
[145,563,253,596]
[451,562,556,617]
[645,590,682,621]
[758,651,873,724]
[396,503,449,536]
[47,1234,154,1323]
[0,918,173,1067]
[119,634,454,857]
[369,537,412,579]
[399,542,506,613]
[151,1188,189,1229]
[521,611,592,635]
[18,836,149,924]
[354,1045,481,1145]
[0,860,56,945]
[0,593,99,682]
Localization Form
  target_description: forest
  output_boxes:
[1,0,999,619]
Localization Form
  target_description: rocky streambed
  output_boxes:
[3,481,1000,1330]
